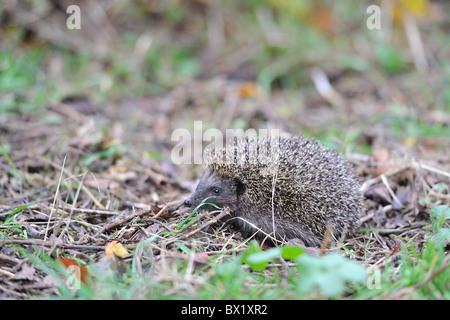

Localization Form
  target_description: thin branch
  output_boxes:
[0,238,106,251]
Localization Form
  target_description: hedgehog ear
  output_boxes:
[233,178,246,195]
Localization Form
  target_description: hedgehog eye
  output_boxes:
[212,188,221,195]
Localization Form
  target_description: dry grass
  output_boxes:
[0,1,449,299]
[1,77,449,298]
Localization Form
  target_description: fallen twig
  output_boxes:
[0,238,106,251]
[92,209,153,238]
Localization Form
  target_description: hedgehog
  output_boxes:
[183,136,364,247]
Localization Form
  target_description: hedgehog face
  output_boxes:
[184,168,246,213]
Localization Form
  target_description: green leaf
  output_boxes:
[241,243,305,271]
[280,246,305,261]
[430,205,450,236]
[144,150,164,160]
[296,253,367,297]
[241,241,264,270]
[241,241,261,256]
[376,44,405,73]
[215,256,247,295]
[430,205,450,221]
[244,248,281,271]
[435,228,450,246]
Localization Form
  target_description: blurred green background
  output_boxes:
[1,0,449,155]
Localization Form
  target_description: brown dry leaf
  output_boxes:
[310,5,334,36]
[389,238,401,257]
[61,96,101,115]
[364,184,392,205]
[166,251,210,267]
[395,185,411,207]
[110,164,138,182]
[105,240,129,259]
[145,223,163,235]
[191,252,210,266]
[372,163,397,178]
[56,257,91,285]
[41,274,58,288]
[373,147,390,163]
[238,82,259,99]
[84,176,111,190]
[70,119,104,148]
[145,168,168,186]
[93,254,127,276]
[12,263,36,281]
[372,147,396,177]
[375,0,429,23]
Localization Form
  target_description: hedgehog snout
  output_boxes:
[184,198,193,207]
